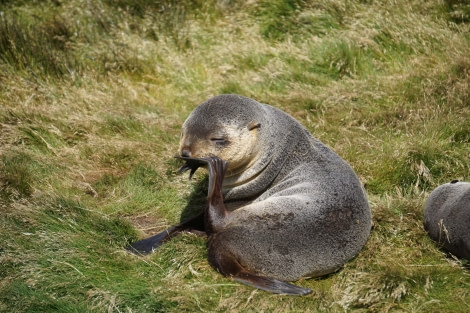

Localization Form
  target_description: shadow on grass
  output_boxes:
[179,175,208,223]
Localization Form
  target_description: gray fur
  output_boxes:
[182,94,372,281]
[424,181,470,260]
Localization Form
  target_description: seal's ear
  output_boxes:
[247,120,261,131]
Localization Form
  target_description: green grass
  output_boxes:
[1,0,470,312]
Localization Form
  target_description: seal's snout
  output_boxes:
[181,148,191,157]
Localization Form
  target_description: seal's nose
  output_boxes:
[181,148,191,157]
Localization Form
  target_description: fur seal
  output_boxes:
[128,94,372,295]
[424,180,470,260]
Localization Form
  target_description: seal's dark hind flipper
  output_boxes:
[175,156,208,180]
[176,156,228,232]
[209,247,311,295]
[127,213,205,254]
[233,272,312,296]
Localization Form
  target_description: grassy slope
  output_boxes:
[0,0,469,312]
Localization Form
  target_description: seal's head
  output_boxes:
[178,95,261,173]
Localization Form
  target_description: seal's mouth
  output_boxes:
[175,156,207,179]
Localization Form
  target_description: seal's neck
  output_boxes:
[221,103,308,201]
[221,148,273,200]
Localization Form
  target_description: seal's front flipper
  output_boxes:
[127,213,205,254]
[127,227,176,254]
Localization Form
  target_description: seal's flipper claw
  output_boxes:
[175,156,208,179]
[233,275,312,296]
[177,162,192,174]
[175,156,227,181]
[189,167,198,180]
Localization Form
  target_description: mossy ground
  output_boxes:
[1,0,469,312]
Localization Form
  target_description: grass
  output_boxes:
[0,0,469,312]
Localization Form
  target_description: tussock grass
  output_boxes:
[1,0,470,312]
[0,13,78,78]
